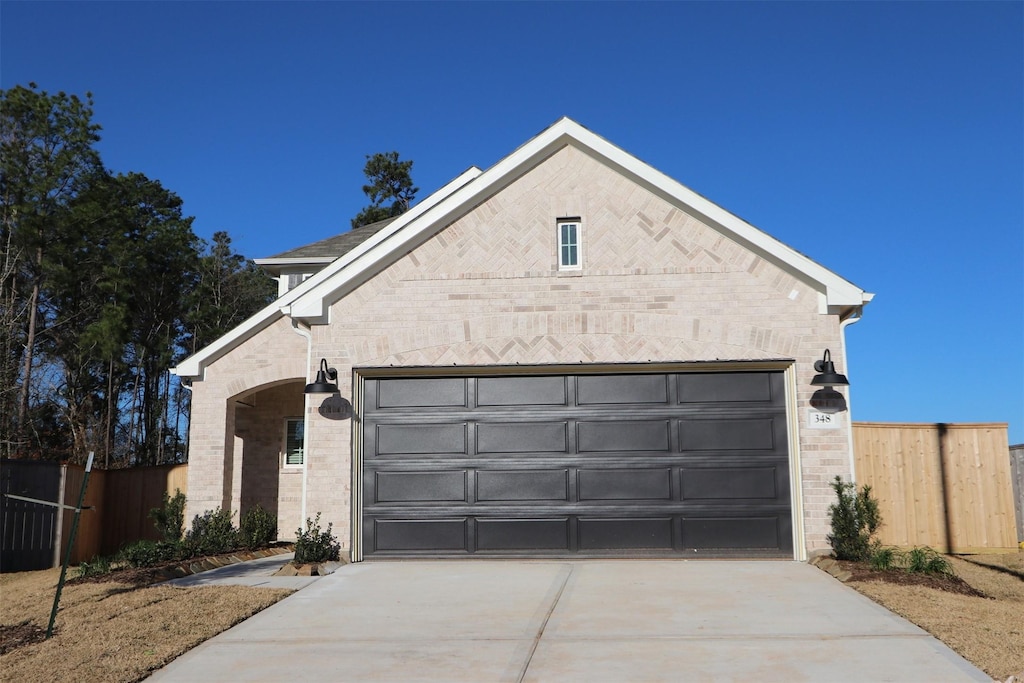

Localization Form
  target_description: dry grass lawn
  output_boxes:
[0,567,292,683]
[2,552,1022,682]
[845,554,1024,681]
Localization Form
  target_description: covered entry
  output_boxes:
[357,368,793,558]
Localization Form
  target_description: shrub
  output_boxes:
[118,540,182,568]
[827,476,882,561]
[185,507,237,557]
[294,512,340,564]
[869,545,898,571]
[239,504,278,549]
[149,489,186,543]
[76,554,112,578]
[905,546,953,575]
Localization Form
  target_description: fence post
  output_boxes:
[52,464,67,569]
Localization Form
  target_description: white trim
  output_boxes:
[171,167,483,378]
[784,363,807,561]
[557,219,582,271]
[174,118,873,380]
[282,417,305,468]
[254,257,336,267]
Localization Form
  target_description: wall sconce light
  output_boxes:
[304,358,339,394]
[810,349,849,387]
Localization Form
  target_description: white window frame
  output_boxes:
[557,219,582,271]
[283,417,304,467]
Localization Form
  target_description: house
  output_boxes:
[172,118,873,562]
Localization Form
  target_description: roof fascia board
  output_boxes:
[172,166,483,379]
[291,117,869,319]
[559,120,871,307]
[253,257,336,266]
[171,304,284,378]
[288,124,584,319]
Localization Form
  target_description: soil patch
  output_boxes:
[835,559,988,597]
[816,555,1024,681]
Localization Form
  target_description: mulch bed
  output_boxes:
[68,544,294,587]
[836,560,989,598]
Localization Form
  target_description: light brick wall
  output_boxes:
[184,318,308,526]
[187,145,856,556]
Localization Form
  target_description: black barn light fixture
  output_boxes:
[304,358,339,394]
[810,349,849,387]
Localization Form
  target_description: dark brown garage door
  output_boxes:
[360,370,792,558]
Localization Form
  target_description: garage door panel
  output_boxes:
[678,372,776,404]
[476,422,568,454]
[680,467,779,500]
[375,423,468,455]
[375,471,467,503]
[476,518,569,550]
[477,470,569,501]
[681,517,782,550]
[361,370,793,558]
[679,418,777,451]
[373,519,468,552]
[374,377,468,408]
[578,518,674,550]
[577,374,668,405]
[577,420,670,452]
[577,468,672,501]
[477,376,567,406]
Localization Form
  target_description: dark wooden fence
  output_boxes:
[1,460,61,572]
[1,460,188,572]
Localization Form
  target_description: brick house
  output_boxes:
[172,118,872,561]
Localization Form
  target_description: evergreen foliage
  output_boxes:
[1,83,274,464]
[239,503,278,549]
[827,476,882,561]
[351,151,417,228]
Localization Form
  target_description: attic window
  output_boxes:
[557,219,581,270]
[286,273,312,292]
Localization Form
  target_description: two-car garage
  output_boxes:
[357,367,794,559]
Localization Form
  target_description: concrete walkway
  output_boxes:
[148,560,990,682]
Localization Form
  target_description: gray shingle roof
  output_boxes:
[265,217,398,260]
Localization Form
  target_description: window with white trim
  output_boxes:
[557,219,581,270]
[283,418,304,467]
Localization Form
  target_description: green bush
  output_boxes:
[294,512,340,564]
[827,476,882,561]
[118,540,182,568]
[905,546,953,575]
[185,507,237,556]
[76,554,112,578]
[867,545,955,576]
[239,504,278,549]
[149,489,186,543]
[869,545,898,571]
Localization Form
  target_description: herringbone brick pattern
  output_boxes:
[186,144,851,554]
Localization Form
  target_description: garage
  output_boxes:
[358,368,793,558]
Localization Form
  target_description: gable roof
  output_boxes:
[173,117,872,379]
[252,217,398,275]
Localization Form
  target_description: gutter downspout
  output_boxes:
[290,319,313,526]
[839,306,864,483]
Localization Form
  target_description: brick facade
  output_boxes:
[185,144,857,558]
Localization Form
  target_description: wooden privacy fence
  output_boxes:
[1011,443,1024,545]
[853,423,1018,553]
[1,461,187,571]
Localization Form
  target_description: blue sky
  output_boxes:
[3,1,1022,442]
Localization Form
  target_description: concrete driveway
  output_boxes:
[148,560,989,682]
